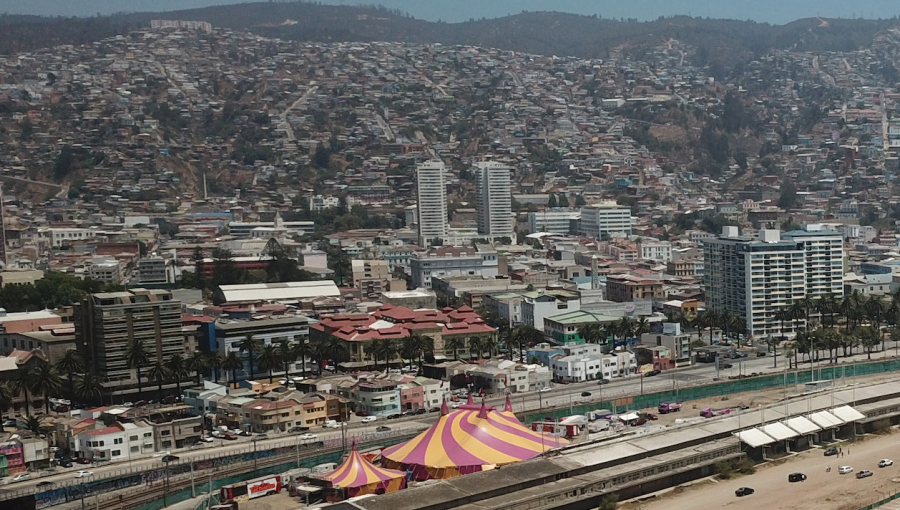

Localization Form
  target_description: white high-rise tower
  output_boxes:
[416,160,449,246]
[474,161,514,240]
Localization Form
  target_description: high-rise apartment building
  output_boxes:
[579,203,633,238]
[416,160,449,246]
[702,225,843,339]
[75,289,184,397]
[474,161,514,240]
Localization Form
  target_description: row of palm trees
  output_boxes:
[576,316,653,347]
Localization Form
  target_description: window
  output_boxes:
[160,430,171,436]
[112,450,121,456]
[144,433,152,438]
[130,436,138,441]
[130,446,139,453]
[99,441,105,446]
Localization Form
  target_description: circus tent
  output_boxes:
[312,444,407,500]
[381,398,567,480]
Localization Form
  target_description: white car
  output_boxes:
[199,436,214,443]
[152,451,171,458]
[74,470,93,479]
[361,416,377,423]
[190,443,205,450]
[879,459,894,468]
[838,466,853,474]
[449,402,460,409]
[299,433,318,441]
[539,387,551,393]
[11,473,31,483]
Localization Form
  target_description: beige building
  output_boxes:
[246,392,350,432]
[0,270,43,288]
[351,259,403,299]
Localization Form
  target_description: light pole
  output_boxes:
[163,458,171,508]
[251,438,258,472]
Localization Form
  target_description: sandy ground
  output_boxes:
[233,491,305,510]
[627,430,900,510]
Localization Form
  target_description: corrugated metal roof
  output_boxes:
[784,416,821,434]
[760,422,798,441]
[830,405,866,422]
[734,428,776,447]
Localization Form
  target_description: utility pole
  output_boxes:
[163,459,171,508]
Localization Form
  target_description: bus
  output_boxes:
[219,475,282,502]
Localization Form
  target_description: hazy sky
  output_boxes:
[2,0,900,24]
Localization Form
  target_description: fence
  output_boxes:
[858,488,900,509]
[520,358,900,424]
[28,432,417,509]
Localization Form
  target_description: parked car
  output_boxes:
[581,391,592,397]
[879,459,894,468]
[402,409,417,416]
[152,451,171,458]
[59,460,73,468]
[788,472,807,482]
[646,370,661,377]
[756,351,767,357]
[415,408,427,415]
[735,487,754,497]
[74,470,93,479]
[11,473,31,483]
[429,407,441,413]
[36,481,54,488]
[449,402,460,409]
[824,447,838,456]
[356,410,369,417]
[255,434,269,440]
[641,413,658,421]
[630,417,648,426]
[361,416,377,423]
[190,443,205,450]
[376,426,391,432]
[289,426,310,433]
[161,455,180,463]
[199,436,214,443]
[386,413,401,420]
[722,364,733,369]
[539,387,551,393]
[299,433,318,441]
[597,379,610,385]
[857,470,873,479]
[839,466,853,474]
[75,457,91,465]
[223,433,238,440]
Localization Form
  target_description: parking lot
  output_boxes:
[630,430,900,510]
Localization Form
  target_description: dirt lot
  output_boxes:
[234,491,304,510]
[627,430,900,510]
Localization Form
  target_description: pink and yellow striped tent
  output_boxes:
[381,399,567,480]
[316,445,407,500]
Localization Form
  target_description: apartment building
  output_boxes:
[605,274,665,302]
[521,290,581,331]
[416,160,449,246]
[74,289,183,398]
[211,316,313,383]
[579,203,633,238]
[409,245,499,289]
[702,225,843,339]
[474,161,514,241]
[526,210,580,235]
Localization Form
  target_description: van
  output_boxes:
[323,420,339,428]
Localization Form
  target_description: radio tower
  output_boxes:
[0,185,8,268]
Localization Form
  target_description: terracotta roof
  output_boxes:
[83,425,124,436]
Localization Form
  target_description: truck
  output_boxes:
[700,407,731,418]
[658,402,683,414]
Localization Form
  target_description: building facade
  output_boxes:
[416,160,449,246]
[474,161,514,240]
[409,246,499,289]
[579,203,632,238]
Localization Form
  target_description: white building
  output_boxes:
[416,160,449,246]
[474,161,514,241]
[71,422,155,462]
[309,195,340,212]
[409,245,499,289]
[50,228,98,247]
[579,203,633,238]
[521,290,581,332]
[703,225,844,339]
[526,211,580,235]
[639,240,673,262]
[88,257,123,284]
[551,351,635,383]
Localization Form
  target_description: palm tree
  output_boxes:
[188,350,209,385]
[577,323,604,345]
[369,338,399,368]
[238,336,262,380]
[73,372,103,405]
[316,335,349,374]
[860,326,881,360]
[25,415,51,438]
[146,360,170,396]
[401,335,433,373]
[276,341,296,380]
[786,301,806,337]
[292,341,314,379]
[223,352,244,386]
[468,336,484,360]
[10,366,34,417]
[718,309,736,341]
[164,354,189,395]
[29,363,62,415]
[445,336,466,361]
[616,317,635,344]
[0,382,12,432]
[257,345,281,383]
[700,310,719,344]
[54,349,84,398]
[480,335,498,359]
[205,352,223,384]
[509,325,538,362]
[124,339,151,397]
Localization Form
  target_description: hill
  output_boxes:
[0,2,899,71]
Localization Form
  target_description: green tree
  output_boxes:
[187,350,209,385]
[147,361,170,395]
[29,363,62,415]
[205,352,223,384]
[125,339,151,397]
[10,367,33,417]
[256,345,281,383]
[778,180,797,209]
[191,246,206,291]
[238,336,262,380]
[547,193,558,208]
[210,248,241,291]
[292,341,314,379]
[276,341,296,379]
[0,382,12,432]
[316,335,349,374]
[73,372,104,405]
[445,336,466,361]
[25,415,52,439]
[860,326,882,360]
[223,352,245,386]
[164,354,189,395]
[54,349,84,398]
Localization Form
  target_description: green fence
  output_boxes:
[521,359,900,424]
[858,489,900,509]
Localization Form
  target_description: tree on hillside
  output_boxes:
[778,180,797,210]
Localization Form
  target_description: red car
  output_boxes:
[355,410,369,417]
[76,457,91,465]
[223,433,237,440]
